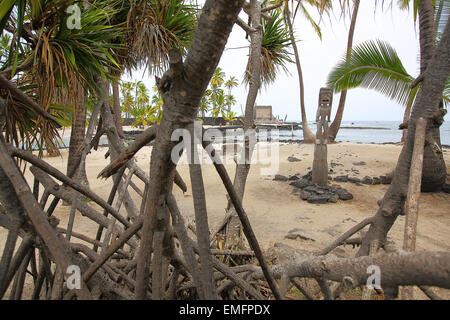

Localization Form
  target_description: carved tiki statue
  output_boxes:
[316,88,333,144]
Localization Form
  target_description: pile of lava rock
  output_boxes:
[273,171,354,204]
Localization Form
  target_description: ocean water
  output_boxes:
[50,120,450,149]
[278,121,450,145]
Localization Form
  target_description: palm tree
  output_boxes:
[357,0,450,261]
[197,69,239,121]
[0,0,122,172]
[150,85,164,123]
[210,90,226,118]
[273,0,333,143]
[244,8,293,86]
[221,3,294,248]
[327,41,449,192]
[224,93,237,116]
[207,68,226,119]
[199,91,210,119]
[327,40,420,107]
[224,76,238,112]
[211,67,226,87]
[109,0,198,141]
[327,1,450,191]
[120,81,135,118]
[328,0,447,143]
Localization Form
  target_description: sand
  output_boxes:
[1,140,450,299]
[14,141,450,251]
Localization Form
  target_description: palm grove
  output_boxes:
[0,0,448,300]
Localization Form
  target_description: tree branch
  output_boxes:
[249,251,450,290]
[0,74,61,126]
[236,17,257,34]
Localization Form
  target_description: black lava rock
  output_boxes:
[336,188,353,200]
[362,176,373,185]
[290,178,311,189]
[303,185,319,193]
[348,177,361,184]
[302,171,313,181]
[330,161,343,168]
[301,190,312,200]
[287,156,301,162]
[372,177,381,185]
[274,174,288,181]
[328,194,339,203]
[442,184,450,193]
[380,175,392,184]
[307,194,330,204]
[334,175,349,183]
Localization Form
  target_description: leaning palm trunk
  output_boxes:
[285,7,315,143]
[328,0,360,142]
[416,0,447,192]
[401,103,411,142]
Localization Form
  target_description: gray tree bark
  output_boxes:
[135,0,246,299]
[358,15,450,256]
[225,0,262,247]
[112,80,125,139]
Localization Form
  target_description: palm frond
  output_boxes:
[0,0,123,155]
[298,2,322,39]
[327,39,415,106]
[1,75,62,157]
[125,0,197,75]
[0,0,16,34]
[245,9,293,86]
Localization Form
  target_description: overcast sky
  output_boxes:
[125,1,448,123]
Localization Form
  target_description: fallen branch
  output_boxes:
[210,249,255,256]
[248,251,450,290]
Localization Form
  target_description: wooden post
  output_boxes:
[312,88,333,187]
[401,117,427,300]
[312,145,328,186]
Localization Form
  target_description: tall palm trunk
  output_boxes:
[67,90,89,187]
[285,7,315,143]
[225,0,262,246]
[417,0,447,191]
[328,0,360,142]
